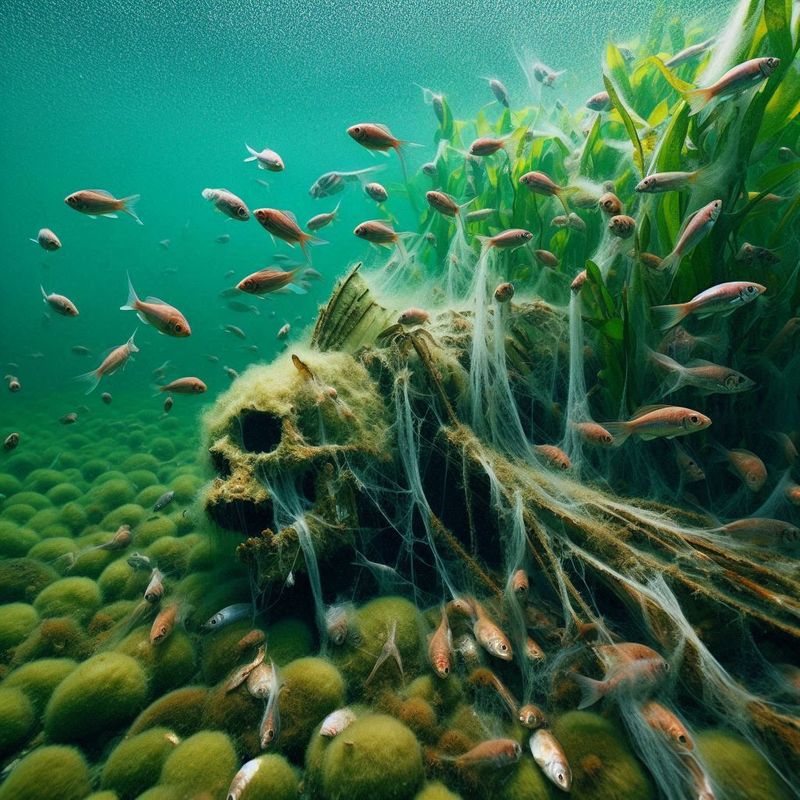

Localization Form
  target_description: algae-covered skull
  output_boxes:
[202,348,391,582]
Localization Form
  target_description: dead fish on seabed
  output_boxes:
[530,729,572,791]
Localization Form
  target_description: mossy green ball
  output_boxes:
[266,617,314,665]
[116,628,196,696]
[97,558,149,602]
[318,714,424,800]
[145,536,190,575]
[0,603,39,651]
[45,652,149,743]
[87,478,135,511]
[235,754,300,800]
[279,657,347,754]
[697,730,791,800]
[46,482,83,505]
[101,727,180,800]
[101,503,146,529]
[0,558,58,603]
[58,502,89,533]
[0,688,35,757]
[33,576,101,623]
[4,491,51,510]
[415,782,463,800]
[135,515,177,546]
[81,458,110,481]
[552,711,653,800]
[27,469,66,493]
[149,437,176,461]
[0,525,39,557]
[128,685,209,737]
[26,537,78,571]
[499,757,552,800]
[0,473,22,495]
[26,507,63,533]
[0,745,91,800]
[2,658,78,713]
[3,453,41,479]
[160,731,237,797]
[121,453,161,473]
[127,469,159,489]
[332,596,423,689]
[1,504,37,524]
[170,473,202,503]
[200,620,253,684]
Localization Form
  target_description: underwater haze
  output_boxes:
[2,1,800,800]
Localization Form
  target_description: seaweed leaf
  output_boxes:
[603,74,645,177]
[644,56,695,94]
[764,0,793,61]
[585,259,616,319]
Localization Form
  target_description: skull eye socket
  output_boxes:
[239,410,283,453]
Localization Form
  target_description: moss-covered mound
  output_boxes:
[128,685,209,737]
[0,687,35,757]
[159,730,237,798]
[44,652,149,744]
[0,745,91,800]
[33,576,101,623]
[101,727,180,800]
[0,603,39,652]
[2,657,78,713]
[311,713,425,800]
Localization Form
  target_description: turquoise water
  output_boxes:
[3,1,800,800]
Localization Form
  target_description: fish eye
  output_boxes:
[499,643,508,651]
[210,618,217,625]
[689,414,699,424]
[442,666,449,675]
[557,773,565,784]
[678,734,686,743]
[604,435,612,443]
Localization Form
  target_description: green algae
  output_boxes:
[101,727,180,800]
[0,745,91,800]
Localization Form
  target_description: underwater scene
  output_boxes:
[1,0,800,798]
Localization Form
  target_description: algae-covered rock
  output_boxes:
[0,473,22,496]
[26,537,79,571]
[316,713,424,800]
[232,754,300,800]
[102,503,147,529]
[552,710,654,800]
[81,458,110,481]
[128,685,209,737]
[267,617,314,665]
[160,730,237,798]
[33,576,101,622]
[116,628,196,696]
[0,603,39,652]
[332,596,423,691]
[697,730,791,800]
[407,674,464,717]
[4,491,51,510]
[0,745,91,800]
[135,515,177,546]
[1,504,36,524]
[45,652,148,743]
[27,468,67,493]
[97,557,149,602]
[135,787,179,800]
[127,469,159,489]
[498,757,553,800]
[202,681,262,759]
[2,657,78,713]
[415,782,464,800]
[200,620,254,684]
[0,558,58,603]
[101,727,180,800]
[0,523,39,557]
[46,482,83,505]
[122,453,161,473]
[145,536,190,575]
[279,656,347,755]
[0,688,35,757]
[12,616,89,663]
[150,437,175,461]
[58,502,89,533]
[86,478,135,511]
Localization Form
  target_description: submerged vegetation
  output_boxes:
[1,0,799,798]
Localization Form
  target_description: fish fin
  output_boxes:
[684,87,713,116]
[243,156,257,162]
[120,272,140,312]
[599,422,631,446]
[119,194,143,225]
[640,433,659,440]
[685,358,716,368]
[102,213,119,219]
[29,238,38,244]
[127,328,139,352]
[631,404,673,419]
[89,189,115,197]
[286,283,307,295]
[40,285,48,302]
[74,369,101,395]
[281,209,298,223]
[648,350,681,372]
[144,296,169,305]
[652,302,690,331]
[572,673,605,709]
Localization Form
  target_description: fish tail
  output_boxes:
[40,285,48,303]
[600,421,631,446]
[244,143,258,161]
[120,194,143,225]
[74,369,101,395]
[476,235,492,251]
[684,87,713,116]
[120,272,140,313]
[572,672,605,708]
[652,301,691,331]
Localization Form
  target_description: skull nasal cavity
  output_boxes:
[240,410,282,453]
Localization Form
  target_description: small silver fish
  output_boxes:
[259,661,281,749]
[203,603,253,631]
[153,490,175,512]
[227,758,262,800]
[530,729,571,791]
